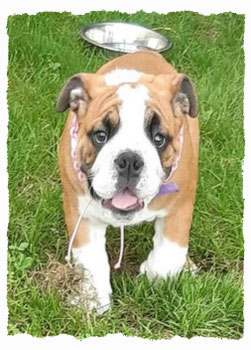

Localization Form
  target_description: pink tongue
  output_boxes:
[111,189,138,210]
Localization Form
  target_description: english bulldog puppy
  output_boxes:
[56,51,199,314]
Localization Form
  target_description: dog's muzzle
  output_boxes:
[100,151,144,214]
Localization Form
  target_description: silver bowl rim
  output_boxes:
[79,22,173,53]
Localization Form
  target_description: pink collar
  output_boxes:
[157,125,184,195]
[70,115,86,183]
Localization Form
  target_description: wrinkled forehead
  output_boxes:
[104,69,161,129]
[84,69,174,136]
[84,70,150,129]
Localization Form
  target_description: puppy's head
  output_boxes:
[57,69,197,221]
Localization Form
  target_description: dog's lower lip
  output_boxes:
[101,197,144,214]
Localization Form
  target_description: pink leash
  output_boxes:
[113,225,125,270]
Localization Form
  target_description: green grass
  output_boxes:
[7,11,244,339]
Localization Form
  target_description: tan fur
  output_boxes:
[59,51,199,249]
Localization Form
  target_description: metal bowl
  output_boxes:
[79,22,172,53]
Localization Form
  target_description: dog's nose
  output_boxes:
[115,151,144,179]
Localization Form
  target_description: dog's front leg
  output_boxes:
[63,192,112,314]
[72,222,111,314]
[140,200,194,280]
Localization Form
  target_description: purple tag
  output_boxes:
[157,182,179,196]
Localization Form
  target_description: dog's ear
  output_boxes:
[172,74,198,118]
[56,74,90,113]
[56,74,107,114]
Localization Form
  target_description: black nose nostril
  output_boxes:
[119,158,127,170]
[133,159,144,172]
[115,151,144,179]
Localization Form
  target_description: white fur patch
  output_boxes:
[140,218,188,279]
[72,222,112,314]
[70,87,83,100]
[104,68,142,86]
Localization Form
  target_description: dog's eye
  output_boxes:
[153,133,166,148]
[94,130,108,144]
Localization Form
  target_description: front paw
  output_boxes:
[139,257,185,280]
[139,244,188,281]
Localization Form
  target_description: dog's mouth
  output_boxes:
[102,188,144,215]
